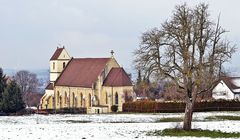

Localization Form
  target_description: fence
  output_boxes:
[123,100,240,113]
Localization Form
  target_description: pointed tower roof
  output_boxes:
[50,47,64,60]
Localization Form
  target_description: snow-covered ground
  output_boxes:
[0,112,240,140]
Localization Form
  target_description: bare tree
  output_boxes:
[13,70,39,106]
[134,3,236,130]
[163,81,186,101]
[123,89,134,102]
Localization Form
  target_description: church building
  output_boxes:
[40,47,134,113]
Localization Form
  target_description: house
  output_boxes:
[212,77,240,100]
[40,47,134,113]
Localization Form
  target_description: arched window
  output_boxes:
[59,96,62,108]
[89,94,91,107]
[105,92,108,104]
[67,93,70,107]
[72,92,75,107]
[64,92,67,104]
[115,92,118,105]
[63,62,66,69]
[80,93,83,107]
[53,62,55,70]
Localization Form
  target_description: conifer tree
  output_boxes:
[0,81,25,113]
[136,70,142,86]
[0,68,7,99]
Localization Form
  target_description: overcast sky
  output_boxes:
[0,0,239,75]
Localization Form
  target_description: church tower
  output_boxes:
[49,47,71,83]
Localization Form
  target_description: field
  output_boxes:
[0,111,240,140]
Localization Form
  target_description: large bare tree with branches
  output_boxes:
[14,70,39,107]
[134,3,236,130]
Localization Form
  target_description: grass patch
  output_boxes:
[147,128,240,138]
[205,115,240,121]
[156,117,183,122]
[109,121,138,123]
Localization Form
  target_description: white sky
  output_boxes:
[0,0,239,75]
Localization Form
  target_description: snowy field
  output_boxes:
[0,112,240,140]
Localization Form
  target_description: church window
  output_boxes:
[89,94,91,107]
[72,92,75,107]
[67,93,70,107]
[105,92,108,104]
[80,93,83,107]
[115,92,118,105]
[63,62,66,69]
[53,62,55,70]
[59,96,62,108]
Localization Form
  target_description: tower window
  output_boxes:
[63,62,66,69]
[53,62,55,70]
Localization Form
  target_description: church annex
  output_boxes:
[40,47,134,113]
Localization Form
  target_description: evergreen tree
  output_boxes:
[0,81,25,113]
[0,68,7,99]
[136,70,142,86]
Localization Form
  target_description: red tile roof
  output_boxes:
[103,68,132,87]
[55,58,110,88]
[46,83,54,90]
[50,47,64,60]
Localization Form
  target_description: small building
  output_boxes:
[40,47,134,113]
[212,77,240,100]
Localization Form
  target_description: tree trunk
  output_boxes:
[183,102,194,130]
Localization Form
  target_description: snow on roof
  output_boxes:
[232,78,240,87]
[221,77,240,94]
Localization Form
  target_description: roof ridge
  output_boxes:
[73,57,111,60]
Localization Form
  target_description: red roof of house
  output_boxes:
[221,77,240,93]
[55,58,110,88]
[103,68,132,87]
[46,83,54,90]
[50,47,64,60]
